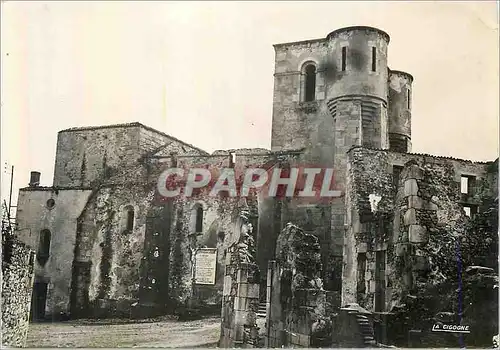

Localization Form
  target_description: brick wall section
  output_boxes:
[1,239,35,347]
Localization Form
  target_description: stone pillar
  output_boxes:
[400,163,435,286]
[219,261,260,348]
[266,260,285,348]
[1,240,35,347]
[284,288,329,348]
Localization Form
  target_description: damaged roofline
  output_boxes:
[146,147,306,160]
[347,145,495,165]
[19,186,93,192]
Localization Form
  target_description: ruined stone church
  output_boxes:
[15,26,498,322]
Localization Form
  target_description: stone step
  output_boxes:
[256,302,267,317]
[360,328,374,334]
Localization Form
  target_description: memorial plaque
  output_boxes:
[195,248,217,285]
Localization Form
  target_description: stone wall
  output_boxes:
[53,122,208,188]
[18,122,284,319]
[15,188,92,318]
[265,223,332,348]
[345,146,498,346]
[219,207,260,348]
[1,238,35,347]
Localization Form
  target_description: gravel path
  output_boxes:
[26,316,221,348]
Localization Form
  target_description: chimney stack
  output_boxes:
[29,171,41,187]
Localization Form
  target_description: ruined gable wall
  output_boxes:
[15,188,92,317]
[53,126,142,187]
[53,123,208,188]
[343,148,394,308]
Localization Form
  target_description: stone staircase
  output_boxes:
[256,302,267,318]
[354,312,377,347]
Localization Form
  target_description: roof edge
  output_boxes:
[326,26,390,43]
[347,146,495,165]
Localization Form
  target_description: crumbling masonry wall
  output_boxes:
[344,146,497,346]
[266,223,331,348]
[1,239,35,347]
[15,188,92,318]
[219,208,260,348]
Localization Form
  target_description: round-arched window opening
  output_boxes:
[303,64,317,102]
[46,199,55,209]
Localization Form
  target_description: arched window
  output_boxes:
[304,64,316,102]
[122,205,135,233]
[37,229,51,266]
[195,206,203,233]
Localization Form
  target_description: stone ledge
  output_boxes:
[408,225,427,243]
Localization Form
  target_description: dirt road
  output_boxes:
[26,316,220,348]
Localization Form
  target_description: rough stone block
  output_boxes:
[234,311,248,326]
[404,179,418,197]
[395,243,409,256]
[368,280,376,293]
[299,334,310,347]
[357,242,367,253]
[408,196,438,210]
[407,165,424,180]
[409,225,428,243]
[404,208,417,225]
[412,256,429,271]
[238,282,248,296]
[223,276,232,296]
[247,284,259,299]
[237,269,248,284]
[235,296,248,311]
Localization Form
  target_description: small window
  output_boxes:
[46,199,55,209]
[393,165,403,189]
[460,177,468,194]
[357,253,367,297]
[195,206,203,233]
[126,208,135,231]
[37,229,51,266]
[229,152,236,168]
[463,205,477,218]
[217,231,225,242]
[371,47,377,72]
[304,64,316,102]
[460,175,475,195]
[305,208,313,227]
[407,88,411,109]
[464,206,471,217]
[341,47,347,71]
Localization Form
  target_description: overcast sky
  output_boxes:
[1,1,498,210]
